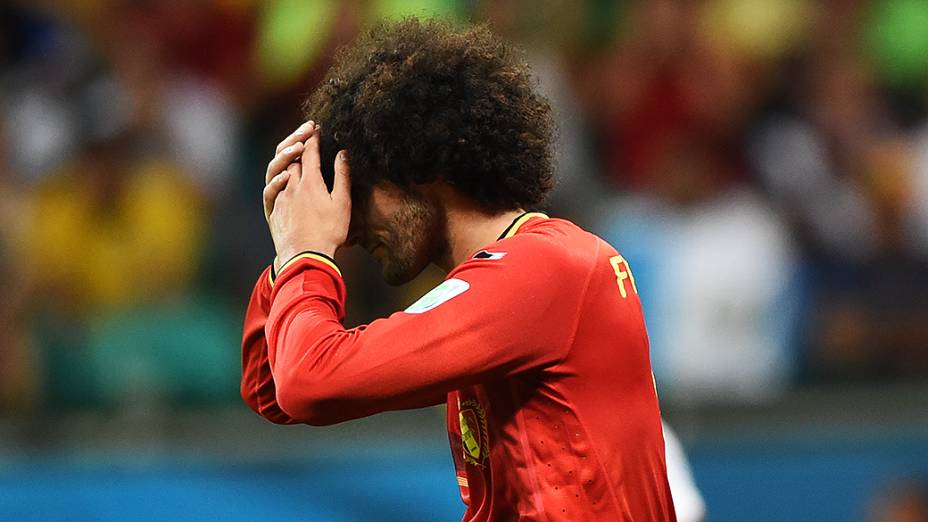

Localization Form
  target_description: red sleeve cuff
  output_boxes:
[268,251,346,322]
[269,251,341,288]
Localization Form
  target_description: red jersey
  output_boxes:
[242,212,676,521]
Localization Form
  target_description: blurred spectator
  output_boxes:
[583,1,768,193]
[598,141,799,402]
[750,3,928,381]
[23,130,213,408]
[806,136,928,380]
[94,1,244,198]
[25,139,203,314]
[590,0,800,401]
[1,2,246,411]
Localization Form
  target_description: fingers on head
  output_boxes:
[264,171,289,200]
[285,162,302,188]
[333,150,351,200]
[266,141,304,184]
[301,122,321,172]
[276,121,315,154]
[272,170,291,187]
[263,176,280,215]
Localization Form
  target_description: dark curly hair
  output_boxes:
[303,18,555,212]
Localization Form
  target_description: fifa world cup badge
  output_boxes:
[459,399,490,467]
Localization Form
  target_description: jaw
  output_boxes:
[377,246,433,286]
[379,191,449,284]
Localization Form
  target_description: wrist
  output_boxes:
[272,250,343,285]
[277,244,337,267]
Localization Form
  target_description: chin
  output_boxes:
[381,265,420,286]
[379,256,428,286]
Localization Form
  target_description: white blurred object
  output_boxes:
[161,76,240,197]
[599,188,798,402]
[662,189,797,401]
[2,90,77,183]
[663,421,706,522]
[909,125,928,258]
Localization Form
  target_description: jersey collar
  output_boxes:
[497,212,549,240]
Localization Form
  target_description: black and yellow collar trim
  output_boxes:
[268,251,341,287]
[497,212,549,240]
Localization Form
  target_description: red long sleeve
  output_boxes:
[261,235,578,426]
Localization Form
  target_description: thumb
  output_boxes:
[333,149,351,203]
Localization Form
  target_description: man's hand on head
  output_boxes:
[263,120,315,220]
[263,120,351,271]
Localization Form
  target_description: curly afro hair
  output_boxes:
[303,18,555,212]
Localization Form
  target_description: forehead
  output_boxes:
[352,182,409,226]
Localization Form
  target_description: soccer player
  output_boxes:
[242,19,675,521]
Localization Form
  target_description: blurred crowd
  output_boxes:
[1,0,927,416]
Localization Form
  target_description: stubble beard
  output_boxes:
[378,191,445,286]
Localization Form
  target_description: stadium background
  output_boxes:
[1,0,927,520]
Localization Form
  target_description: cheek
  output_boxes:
[382,219,412,255]
[368,186,406,220]
[391,205,436,259]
